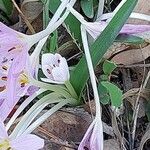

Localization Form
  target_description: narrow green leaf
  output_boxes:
[70,0,138,96]
[116,34,145,44]
[101,81,122,107]
[81,0,94,18]
[49,0,82,44]
[49,30,58,53]
[0,0,13,15]
[103,60,117,75]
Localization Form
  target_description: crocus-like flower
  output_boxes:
[0,120,44,150]
[0,57,38,121]
[78,118,103,150]
[84,21,150,39]
[0,23,38,121]
[41,53,70,84]
[0,23,30,61]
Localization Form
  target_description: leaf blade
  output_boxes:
[101,81,122,107]
[70,0,138,96]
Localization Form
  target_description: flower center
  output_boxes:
[19,73,29,87]
[0,139,11,150]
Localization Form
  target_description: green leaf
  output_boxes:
[81,0,94,18]
[98,83,110,105]
[116,34,145,44]
[49,0,82,44]
[49,30,58,53]
[103,60,117,75]
[101,81,122,107]
[0,0,13,15]
[70,0,138,97]
[65,14,82,43]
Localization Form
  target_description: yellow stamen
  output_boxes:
[19,73,29,86]
[0,139,11,150]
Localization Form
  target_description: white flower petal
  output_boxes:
[41,53,70,84]
[90,118,103,150]
[52,66,69,82]
[42,65,53,80]
[42,53,59,66]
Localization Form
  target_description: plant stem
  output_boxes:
[96,0,105,19]
[28,0,70,44]
[23,99,72,134]
[6,89,46,131]
[30,0,77,66]
[65,80,78,100]
[10,92,61,138]
[29,78,71,98]
[67,4,87,24]
[81,25,101,118]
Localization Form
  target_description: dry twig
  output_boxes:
[11,0,35,34]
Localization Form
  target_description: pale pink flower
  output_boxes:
[41,53,70,84]
[78,118,103,150]
[0,23,37,121]
[84,21,150,39]
[0,22,29,61]
[0,120,44,150]
[0,59,33,120]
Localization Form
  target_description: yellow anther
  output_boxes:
[19,73,29,86]
[0,139,11,150]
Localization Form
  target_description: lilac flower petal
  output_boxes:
[26,86,39,96]
[17,85,30,97]
[89,118,103,150]
[0,120,8,139]
[0,95,20,121]
[0,22,18,35]
[78,118,103,150]
[78,120,96,150]
[0,71,19,121]
[0,23,35,121]
[120,24,150,34]
[1,52,29,121]
[11,50,28,75]
[10,134,44,150]
[0,99,5,106]
[85,21,150,39]
[0,23,27,60]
